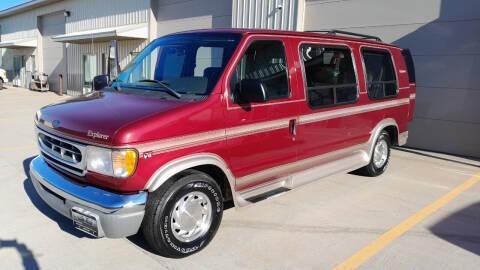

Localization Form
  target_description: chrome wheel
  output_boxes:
[373,139,388,168]
[170,191,212,243]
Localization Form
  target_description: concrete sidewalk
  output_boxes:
[1,86,479,269]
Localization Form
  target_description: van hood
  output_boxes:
[36,91,190,145]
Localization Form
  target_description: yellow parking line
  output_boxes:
[333,172,480,270]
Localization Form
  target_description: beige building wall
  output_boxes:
[0,0,151,94]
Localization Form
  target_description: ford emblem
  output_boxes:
[52,120,60,128]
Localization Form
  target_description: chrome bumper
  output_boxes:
[29,156,147,238]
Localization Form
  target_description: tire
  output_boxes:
[142,169,223,258]
[356,130,391,177]
[0,78,3,89]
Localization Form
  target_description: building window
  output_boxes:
[300,44,358,109]
[362,48,398,100]
[83,54,97,87]
[230,39,290,103]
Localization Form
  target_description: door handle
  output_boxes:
[289,119,296,135]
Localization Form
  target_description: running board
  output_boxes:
[234,148,370,207]
[245,187,291,203]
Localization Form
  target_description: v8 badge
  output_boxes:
[143,152,152,159]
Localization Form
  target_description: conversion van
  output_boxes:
[30,29,416,257]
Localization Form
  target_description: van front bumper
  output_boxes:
[29,156,147,238]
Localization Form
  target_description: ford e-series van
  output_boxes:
[30,29,416,257]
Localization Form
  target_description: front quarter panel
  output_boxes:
[104,94,228,192]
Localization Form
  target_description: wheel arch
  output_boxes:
[367,118,399,159]
[145,153,237,205]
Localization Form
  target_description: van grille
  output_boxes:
[37,129,87,176]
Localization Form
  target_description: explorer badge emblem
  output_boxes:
[87,130,109,140]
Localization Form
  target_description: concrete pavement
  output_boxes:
[1,86,479,269]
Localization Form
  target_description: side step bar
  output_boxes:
[245,187,291,203]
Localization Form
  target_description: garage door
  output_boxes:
[40,13,66,93]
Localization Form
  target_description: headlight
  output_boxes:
[86,146,137,178]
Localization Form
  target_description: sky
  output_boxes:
[1,0,30,11]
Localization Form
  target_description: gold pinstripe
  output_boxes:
[135,99,410,156]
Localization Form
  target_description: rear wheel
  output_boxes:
[357,130,391,177]
[0,78,3,89]
[142,170,223,258]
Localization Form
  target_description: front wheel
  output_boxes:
[356,130,391,177]
[142,170,223,258]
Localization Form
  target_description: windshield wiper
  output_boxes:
[138,79,182,99]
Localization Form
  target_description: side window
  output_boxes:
[362,48,398,100]
[402,49,416,83]
[300,44,358,109]
[230,39,289,103]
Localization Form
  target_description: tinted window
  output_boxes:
[230,40,289,103]
[402,49,416,83]
[159,46,186,78]
[116,33,241,97]
[300,45,357,108]
[362,49,397,100]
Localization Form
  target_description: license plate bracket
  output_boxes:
[71,207,100,238]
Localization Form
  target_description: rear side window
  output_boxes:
[300,44,358,109]
[362,48,398,100]
[402,49,416,83]
[230,39,289,103]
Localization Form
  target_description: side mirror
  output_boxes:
[93,75,109,91]
[236,79,268,104]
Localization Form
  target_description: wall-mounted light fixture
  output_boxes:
[276,0,284,10]
[64,10,71,17]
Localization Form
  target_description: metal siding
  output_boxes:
[0,0,149,40]
[156,0,232,37]
[66,0,149,33]
[232,0,300,30]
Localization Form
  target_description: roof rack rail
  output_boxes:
[305,29,382,42]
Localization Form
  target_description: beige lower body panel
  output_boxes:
[235,143,370,207]
[234,118,401,208]
[398,131,408,146]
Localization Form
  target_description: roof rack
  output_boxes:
[305,29,382,42]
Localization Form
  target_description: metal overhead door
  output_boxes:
[40,13,66,93]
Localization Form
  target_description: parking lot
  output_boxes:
[1,86,479,270]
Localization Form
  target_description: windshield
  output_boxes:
[115,32,242,97]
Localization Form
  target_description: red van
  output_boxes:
[30,29,416,257]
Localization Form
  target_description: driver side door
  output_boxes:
[224,36,300,191]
